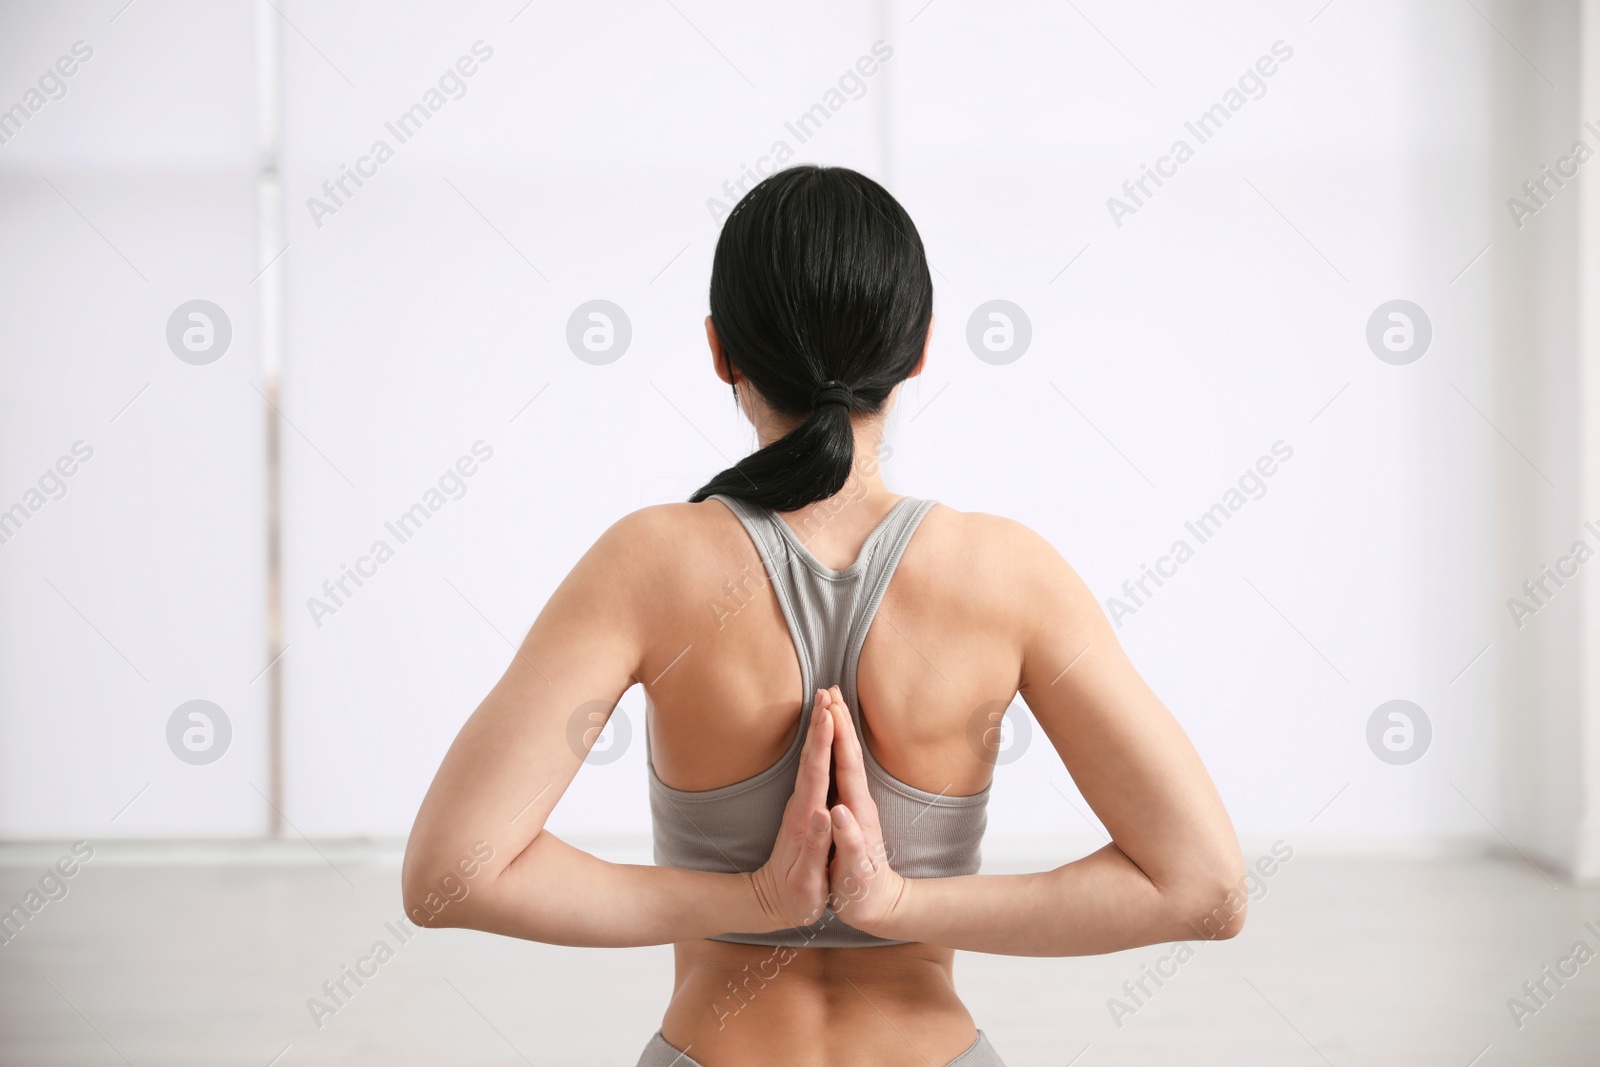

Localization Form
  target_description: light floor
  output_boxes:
[0,844,1597,1065]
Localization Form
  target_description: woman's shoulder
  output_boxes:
[893,502,1101,653]
[914,502,1104,617]
[915,502,1071,572]
[576,499,753,581]
[595,499,745,546]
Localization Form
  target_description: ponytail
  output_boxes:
[693,382,858,512]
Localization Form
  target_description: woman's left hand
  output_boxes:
[742,688,839,932]
[823,686,910,936]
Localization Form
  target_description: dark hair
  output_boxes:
[689,165,933,512]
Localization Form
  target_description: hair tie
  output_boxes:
[811,380,853,409]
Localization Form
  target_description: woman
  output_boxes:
[403,165,1246,1066]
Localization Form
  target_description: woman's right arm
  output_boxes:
[401,508,836,947]
[828,524,1248,956]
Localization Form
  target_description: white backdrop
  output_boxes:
[1,1,1592,862]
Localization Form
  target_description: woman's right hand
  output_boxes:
[823,686,909,936]
[742,689,837,931]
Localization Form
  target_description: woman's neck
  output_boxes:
[773,417,898,531]
[746,389,898,519]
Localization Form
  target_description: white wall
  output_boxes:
[1,1,1592,866]
[0,2,269,836]
[271,0,887,835]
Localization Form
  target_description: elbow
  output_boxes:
[1173,854,1249,942]
[1186,888,1247,941]
[399,851,453,930]
[399,865,449,930]
[400,838,499,931]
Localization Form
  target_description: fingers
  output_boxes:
[803,807,832,855]
[785,705,835,900]
[826,687,878,825]
[784,805,834,897]
[789,690,834,833]
[829,803,877,885]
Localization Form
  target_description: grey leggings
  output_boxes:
[636,1029,1004,1066]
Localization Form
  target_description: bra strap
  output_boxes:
[841,498,937,733]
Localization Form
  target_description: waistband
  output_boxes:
[635,1028,1005,1066]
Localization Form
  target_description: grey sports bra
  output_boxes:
[646,492,991,948]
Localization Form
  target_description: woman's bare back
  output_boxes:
[641,493,1025,1063]
[645,494,1023,801]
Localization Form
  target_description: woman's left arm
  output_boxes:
[401,508,833,946]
